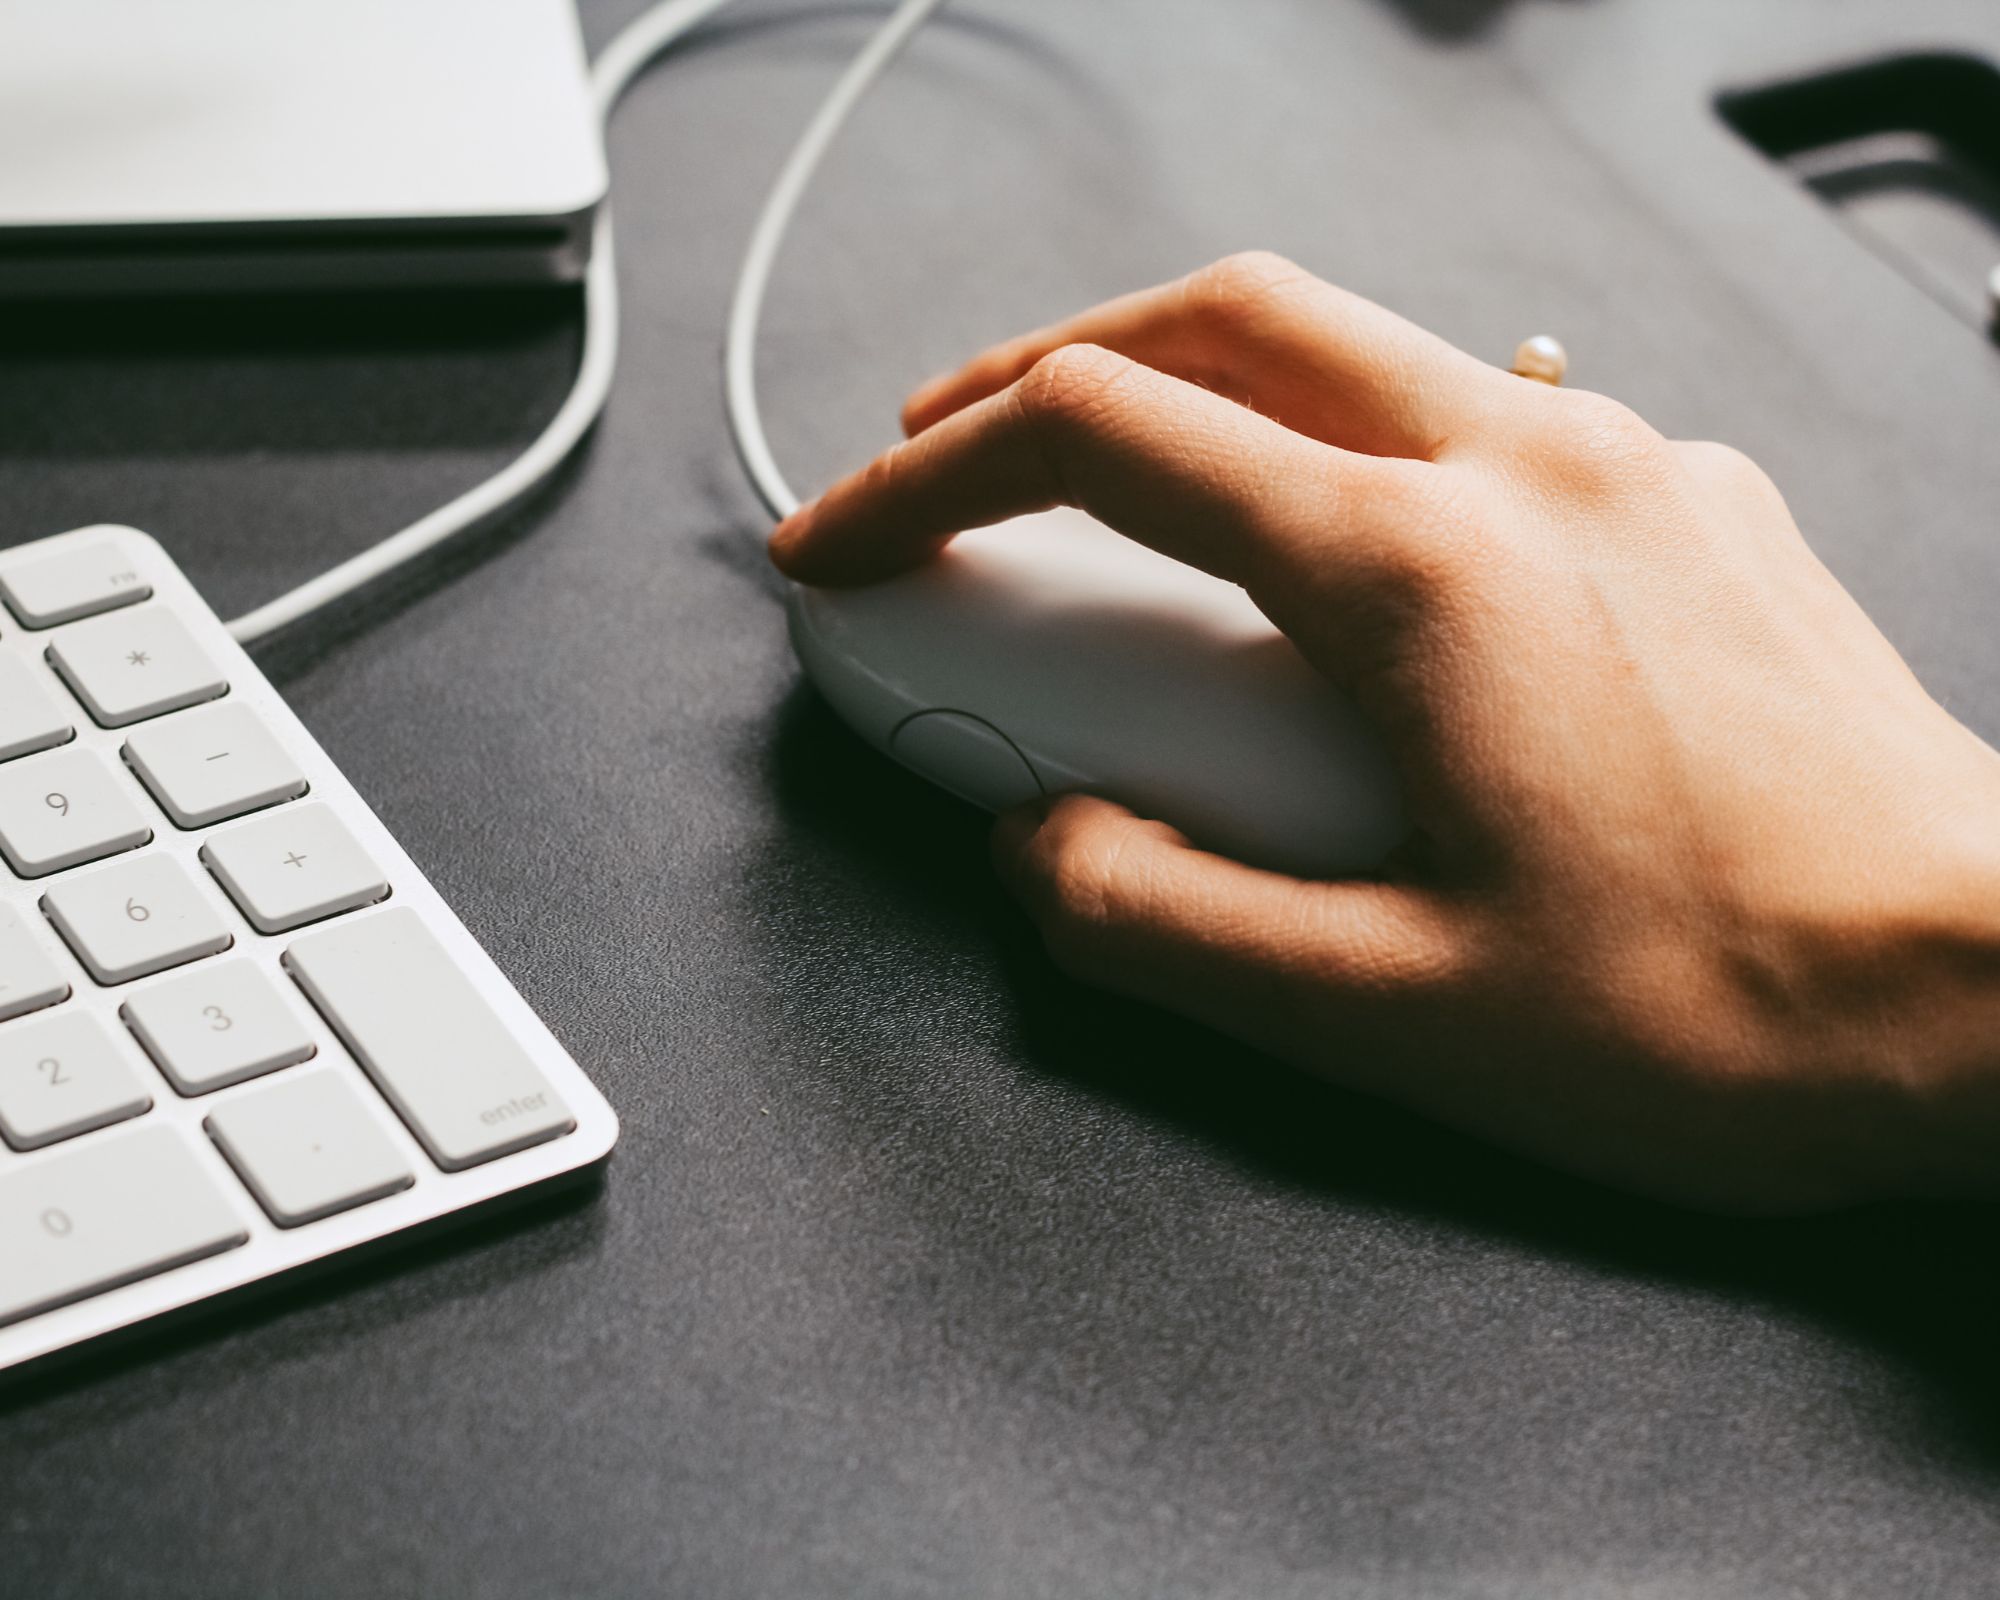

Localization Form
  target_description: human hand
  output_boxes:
[770,252,2000,1212]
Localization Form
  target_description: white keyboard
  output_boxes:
[0,525,618,1373]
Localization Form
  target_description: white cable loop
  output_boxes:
[229,0,942,645]
[725,0,947,521]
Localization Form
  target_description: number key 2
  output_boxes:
[0,1012,153,1151]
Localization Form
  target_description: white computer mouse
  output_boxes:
[786,505,1408,878]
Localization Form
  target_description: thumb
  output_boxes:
[992,794,1457,1056]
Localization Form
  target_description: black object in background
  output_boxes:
[1721,52,2000,334]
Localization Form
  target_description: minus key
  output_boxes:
[124,703,307,828]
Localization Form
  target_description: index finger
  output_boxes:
[770,341,1425,599]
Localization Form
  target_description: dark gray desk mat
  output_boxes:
[5,1,2000,1594]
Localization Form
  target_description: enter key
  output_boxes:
[283,907,573,1171]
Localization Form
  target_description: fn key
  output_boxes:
[284,908,573,1171]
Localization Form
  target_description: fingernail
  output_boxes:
[900,373,956,432]
[905,371,950,409]
[767,508,810,571]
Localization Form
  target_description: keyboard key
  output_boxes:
[124,703,308,829]
[0,903,70,1023]
[0,746,153,878]
[43,855,234,985]
[0,655,75,763]
[0,536,152,629]
[206,1068,414,1227]
[123,959,316,1095]
[0,1012,152,1151]
[47,606,227,728]
[202,803,388,934]
[0,1125,247,1328]
[286,908,573,1171]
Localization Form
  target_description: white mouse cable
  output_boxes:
[226,0,942,646]
[724,0,949,522]
[223,0,730,646]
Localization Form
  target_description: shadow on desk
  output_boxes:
[0,288,584,459]
[0,1172,609,1417]
[754,676,2000,1474]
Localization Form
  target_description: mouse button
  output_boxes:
[889,710,1044,812]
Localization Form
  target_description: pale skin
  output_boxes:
[769,251,2000,1214]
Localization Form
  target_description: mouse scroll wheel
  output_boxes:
[889,711,1045,813]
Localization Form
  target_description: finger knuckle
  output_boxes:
[853,441,910,503]
[1547,391,1670,477]
[1024,810,1154,974]
[1017,343,1134,442]
[1185,250,1317,336]
[1679,439,1778,497]
[1679,437,1752,473]
[1044,825,1118,918]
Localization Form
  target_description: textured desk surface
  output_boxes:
[7,2,2000,1595]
